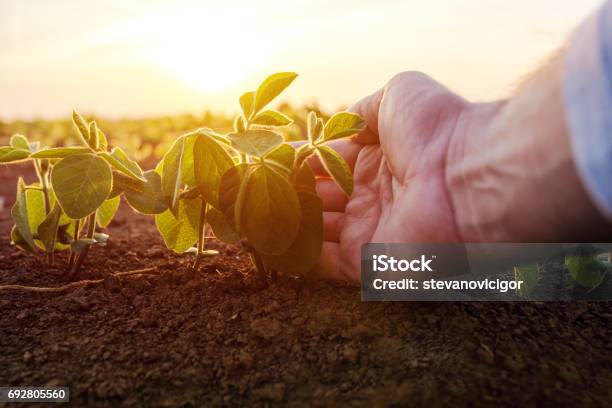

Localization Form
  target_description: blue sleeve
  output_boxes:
[564,0,612,220]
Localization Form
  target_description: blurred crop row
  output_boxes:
[0,104,330,165]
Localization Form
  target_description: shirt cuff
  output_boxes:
[563,1,612,220]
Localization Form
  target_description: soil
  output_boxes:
[1,164,611,407]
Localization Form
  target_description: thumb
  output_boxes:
[348,87,384,144]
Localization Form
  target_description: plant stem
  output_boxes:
[240,119,252,164]
[251,251,268,287]
[39,161,54,265]
[294,145,313,171]
[290,145,314,184]
[68,212,96,280]
[193,202,208,270]
[67,218,81,268]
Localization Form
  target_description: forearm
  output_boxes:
[448,51,612,242]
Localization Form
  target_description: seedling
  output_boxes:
[564,246,610,290]
[147,72,365,283]
[2,111,146,279]
[514,246,611,297]
[1,133,65,265]
[3,73,364,286]
[222,72,365,283]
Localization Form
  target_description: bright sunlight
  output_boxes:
[0,0,602,119]
[146,17,263,91]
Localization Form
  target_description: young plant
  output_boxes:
[186,72,365,283]
[564,246,609,290]
[4,111,147,280]
[134,72,364,282]
[1,133,69,265]
[514,246,611,298]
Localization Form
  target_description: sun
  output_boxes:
[146,18,263,92]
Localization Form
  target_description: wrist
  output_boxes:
[446,57,611,242]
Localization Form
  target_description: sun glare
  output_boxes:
[146,18,263,92]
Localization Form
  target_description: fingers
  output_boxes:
[323,212,343,242]
[318,242,343,281]
[348,87,384,144]
[316,178,348,211]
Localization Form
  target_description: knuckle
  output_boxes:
[386,71,430,89]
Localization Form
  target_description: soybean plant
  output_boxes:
[3,111,146,279]
[168,72,365,282]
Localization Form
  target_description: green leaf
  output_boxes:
[11,225,34,253]
[263,191,323,276]
[565,254,606,289]
[31,147,93,159]
[124,170,168,214]
[99,149,145,182]
[98,128,108,151]
[10,134,30,151]
[205,130,232,146]
[252,110,293,127]
[161,137,186,214]
[51,153,113,219]
[97,196,120,227]
[316,118,324,141]
[109,171,145,198]
[218,164,248,231]
[233,115,246,133]
[253,72,297,114]
[295,143,313,163]
[38,202,63,252]
[228,130,283,157]
[155,197,202,253]
[316,145,353,196]
[11,178,36,251]
[154,157,163,175]
[72,110,90,146]
[233,166,252,233]
[0,148,30,163]
[112,147,143,175]
[265,143,295,169]
[207,207,240,243]
[88,121,99,150]
[240,165,301,255]
[239,91,255,118]
[25,188,47,233]
[513,264,539,297]
[194,132,235,208]
[307,111,318,144]
[294,161,317,193]
[322,111,365,142]
[181,133,198,186]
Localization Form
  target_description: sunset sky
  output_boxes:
[0,0,602,120]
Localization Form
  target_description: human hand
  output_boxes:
[312,69,610,282]
[311,72,472,281]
